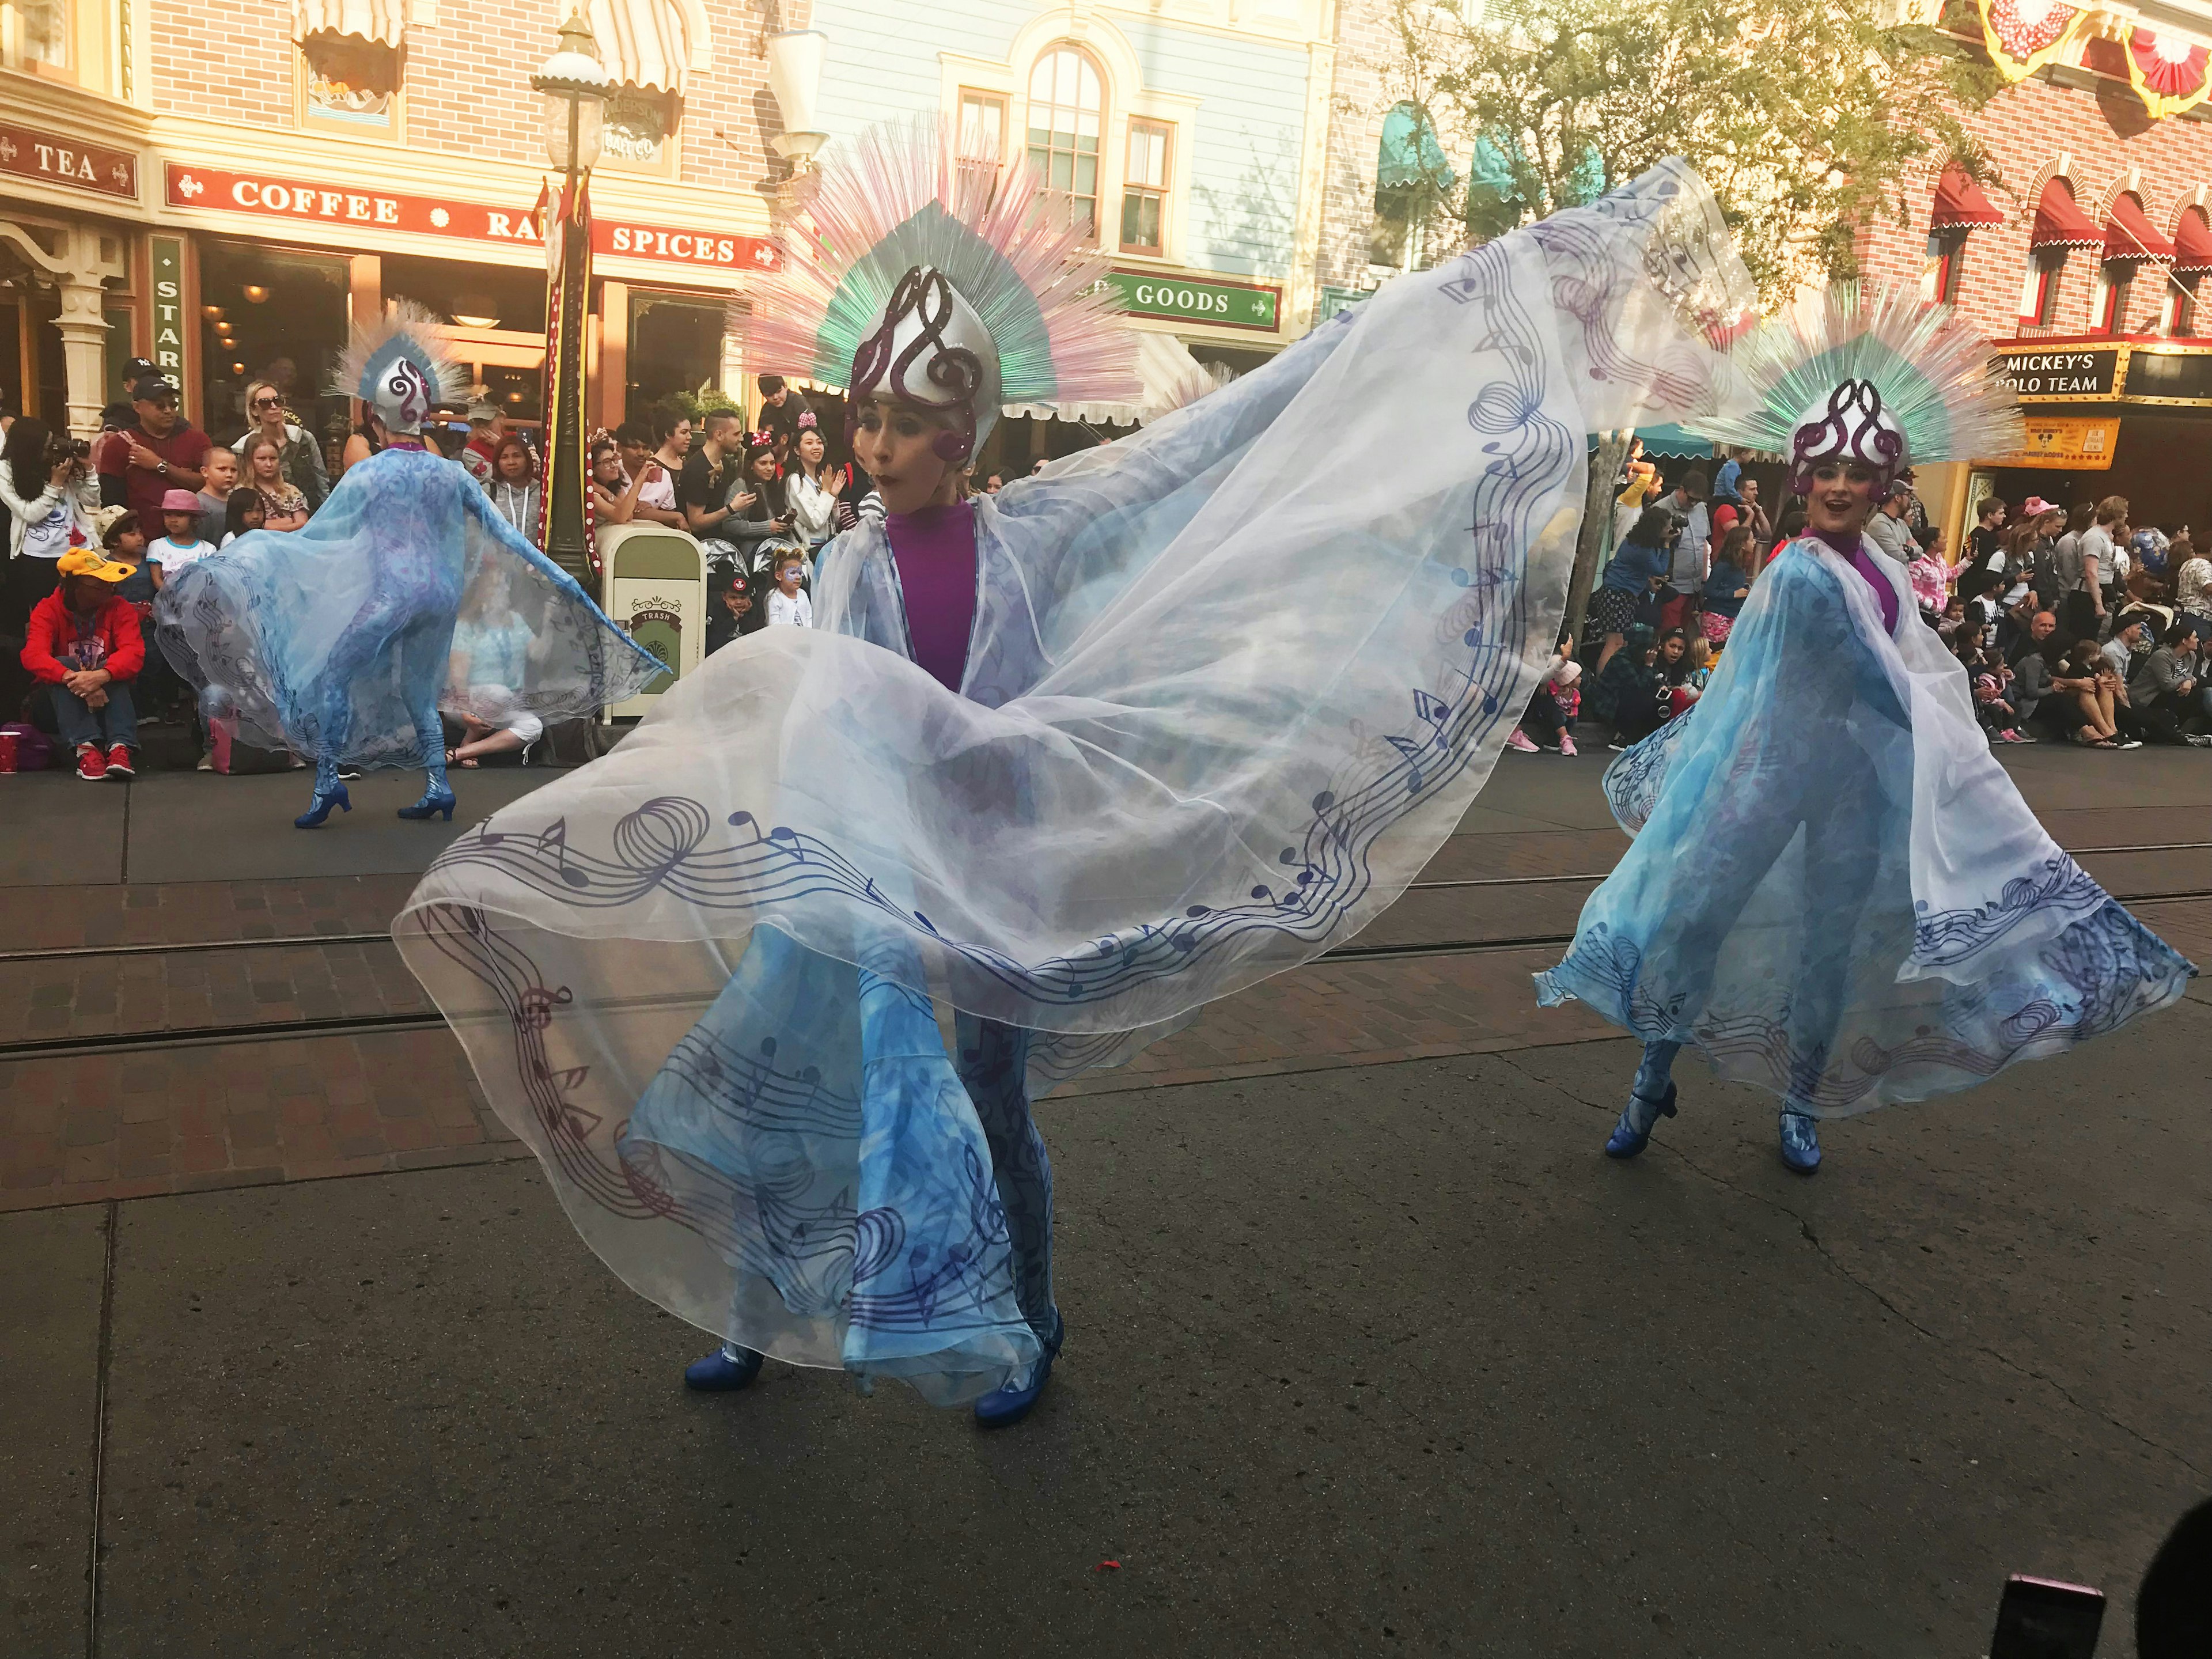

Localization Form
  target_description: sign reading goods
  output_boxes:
[1105,268,1280,331]
[164,163,778,272]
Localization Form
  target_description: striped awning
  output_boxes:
[586,0,710,94]
[291,0,408,47]
[2175,207,2212,274]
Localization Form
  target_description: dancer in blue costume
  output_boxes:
[154,302,659,829]
[1537,287,2192,1173]
[393,127,1758,1419]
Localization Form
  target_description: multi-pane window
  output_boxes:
[2028,252,2065,327]
[2168,274,2202,338]
[1027,47,1103,241]
[1120,119,1171,253]
[1925,232,1964,305]
[2097,266,2133,335]
[959,90,1005,162]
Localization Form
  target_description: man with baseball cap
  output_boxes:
[20,546,147,780]
[113,372,212,533]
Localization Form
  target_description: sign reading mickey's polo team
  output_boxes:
[1105,268,1280,332]
[1996,347,2123,401]
[163,163,779,272]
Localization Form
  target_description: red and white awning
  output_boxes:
[2031,179,2103,251]
[2173,207,2212,275]
[2104,192,2176,263]
[1930,162,2006,229]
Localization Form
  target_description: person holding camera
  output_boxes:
[1,415,97,637]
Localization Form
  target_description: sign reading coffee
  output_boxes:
[1104,269,1280,331]
[164,163,778,272]
[1997,348,2122,399]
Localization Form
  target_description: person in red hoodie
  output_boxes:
[21,546,146,781]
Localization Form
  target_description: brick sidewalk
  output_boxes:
[0,940,1612,1213]
[0,875,421,953]
[6,840,2201,1213]
[0,1025,507,1211]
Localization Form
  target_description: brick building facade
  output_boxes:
[1854,35,2212,539]
[3,0,805,445]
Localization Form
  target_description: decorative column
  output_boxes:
[0,219,127,437]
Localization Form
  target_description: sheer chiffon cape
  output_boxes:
[153,448,661,766]
[392,163,1754,1396]
[1536,536,2192,1112]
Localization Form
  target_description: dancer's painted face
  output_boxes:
[853,397,961,516]
[1805,461,1880,539]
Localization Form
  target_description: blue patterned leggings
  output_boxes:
[955,1014,1055,1341]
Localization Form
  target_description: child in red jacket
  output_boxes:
[21,546,146,780]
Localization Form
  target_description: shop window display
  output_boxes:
[301,32,401,134]
[626,290,724,424]
[195,243,350,448]
[1,0,70,74]
[601,88,681,169]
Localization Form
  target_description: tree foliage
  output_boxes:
[1375,0,2003,301]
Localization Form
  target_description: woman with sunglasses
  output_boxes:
[232,381,330,512]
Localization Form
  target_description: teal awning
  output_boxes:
[1589,424,1713,459]
[1377,103,1455,194]
[1563,145,1606,208]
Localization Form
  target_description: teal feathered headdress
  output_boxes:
[1694,284,2022,491]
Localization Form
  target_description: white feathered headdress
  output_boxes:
[741,118,1141,464]
[333,299,467,435]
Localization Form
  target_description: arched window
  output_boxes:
[1926,161,2003,306]
[2169,206,2212,335]
[2098,191,2173,334]
[1027,47,1104,241]
[2022,177,2100,330]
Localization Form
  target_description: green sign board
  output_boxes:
[149,234,188,391]
[1105,268,1279,332]
[1317,285,1369,325]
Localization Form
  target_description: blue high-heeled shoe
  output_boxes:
[396,786,456,822]
[1604,1080,1677,1159]
[1778,1109,1822,1174]
[293,783,351,830]
[683,1344,764,1392]
[974,1312,1064,1429]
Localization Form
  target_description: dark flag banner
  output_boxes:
[539,175,598,579]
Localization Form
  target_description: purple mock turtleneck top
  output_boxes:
[1813,526,1900,636]
[885,499,980,695]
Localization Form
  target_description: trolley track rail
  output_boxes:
[4,847,2209,1065]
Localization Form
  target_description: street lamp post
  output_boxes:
[532,10,609,581]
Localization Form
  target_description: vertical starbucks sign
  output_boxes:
[149,235,188,395]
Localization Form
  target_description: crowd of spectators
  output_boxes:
[1512,451,2212,756]
[0,357,916,779]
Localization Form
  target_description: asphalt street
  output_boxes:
[4,752,2208,1657]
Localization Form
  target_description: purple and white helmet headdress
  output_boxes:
[1693,283,2022,495]
[334,298,466,436]
[741,118,1140,465]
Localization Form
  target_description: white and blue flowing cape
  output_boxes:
[1537,535,2192,1109]
[393,162,1756,1399]
[155,448,661,766]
